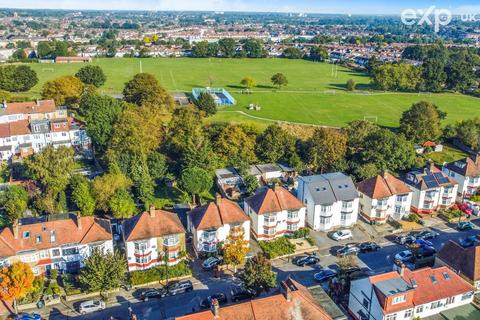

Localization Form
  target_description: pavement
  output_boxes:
[21,215,480,320]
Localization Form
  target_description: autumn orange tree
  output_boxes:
[0,262,35,314]
[223,234,249,273]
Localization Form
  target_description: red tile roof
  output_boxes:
[123,209,185,242]
[357,172,411,199]
[403,267,474,306]
[0,214,112,258]
[176,278,332,320]
[189,198,249,231]
[245,186,304,215]
[4,100,56,115]
[9,120,30,136]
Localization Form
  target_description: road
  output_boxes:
[32,218,480,320]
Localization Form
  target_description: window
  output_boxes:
[362,298,369,309]
[51,249,60,257]
[342,201,353,211]
[385,314,397,320]
[320,205,332,213]
[54,124,60,129]
[392,295,406,304]
[264,227,276,236]
[320,216,330,224]
[264,215,276,224]
[404,309,413,318]
[23,231,30,239]
[62,247,79,256]
[461,292,474,301]
[50,230,56,243]
[287,224,298,232]
[416,306,424,313]
[168,250,179,260]
[396,195,407,202]
[164,235,179,246]
[135,255,151,264]
[134,241,149,252]
[445,296,455,305]
[394,206,405,214]
[62,132,67,137]
[341,212,351,222]
[431,301,441,309]
[202,243,216,252]
[202,231,216,241]
[39,250,49,259]
[36,235,42,243]
[377,199,388,207]
[287,211,298,219]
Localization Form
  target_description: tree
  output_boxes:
[0,186,28,223]
[309,46,328,61]
[75,65,107,88]
[282,47,303,59]
[243,38,265,58]
[400,101,445,143]
[78,93,123,151]
[422,45,447,92]
[180,167,212,205]
[445,49,477,92]
[371,63,422,91]
[194,92,217,116]
[214,125,257,167]
[240,77,257,89]
[108,188,136,219]
[41,75,84,106]
[218,38,236,57]
[11,49,27,61]
[307,128,347,173]
[346,79,356,91]
[36,41,54,58]
[361,129,416,172]
[148,152,168,181]
[92,170,133,212]
[0,65,38,92]
[122,73,174,110]
[70,175,96,216]
[24,146,75,213]
[79,248,127,298]
[344,120,379,153]
[242,253,276,296]
[243,175,259,194]
[271,73,288,88]
[223,235,249,273]
[256,124,296,163]
[0,262,34,313]
[192,41,210,58]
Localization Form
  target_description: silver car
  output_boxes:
[78,299,105,314]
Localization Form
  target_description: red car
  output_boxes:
[458,203,473,215]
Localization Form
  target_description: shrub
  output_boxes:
[259,237,295,259]
[439,209,463,221]
[129,260,191,286]
[290,227,310,239]
[408,213,424,224]
[18,276,45,305]
[60,273,82,296]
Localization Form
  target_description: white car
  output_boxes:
[78,299,105,314]
[394,250,413,262]
[202,256,222,270]
[331,230,353,241]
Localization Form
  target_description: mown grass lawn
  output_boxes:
[24,57,480,127]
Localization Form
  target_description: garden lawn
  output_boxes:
[24,58,480,127]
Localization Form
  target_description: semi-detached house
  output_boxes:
[123,207,186,271]
[441,156,480,198]
[0,213,113,276]
[296,173,359,231]
[348,266,475,320]
[244,185,305,240]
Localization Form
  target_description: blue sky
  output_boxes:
[4,0,480,15]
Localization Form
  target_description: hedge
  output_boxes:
[129,260,192,286]
[259,237,295,259]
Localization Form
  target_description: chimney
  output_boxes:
[2,100,6,109]
[475,153,480,166]
[215,193,222,205]
[36,99,40,106]
[272,182,277,191]
[399,263,405,278]
[76,212,82,230]
[12,220,18,239]
[281,280,293,302]
[149,205,156,218]
[211,298,220,317]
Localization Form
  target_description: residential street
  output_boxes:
[26,216,480,320]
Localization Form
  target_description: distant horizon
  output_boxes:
[3,1,480,16]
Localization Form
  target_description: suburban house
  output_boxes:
[404,164,458,214]
[0,213,113,276]
[214,167,245,200]
[348,266,475,320]
[122,207,186,271]
[244,185,305,240]
[187,196,250,254]
[438,239,480,291]
[356,171,413,224]
[0,100,90,160]
[296,173,359,231]
[441,156,480,198]
[177,277,336,320]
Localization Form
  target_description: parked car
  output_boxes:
[168,280,193,295]
[418,245,437,257]
[460,235,479,248]
[292,254,320,266]
[359,242,380,253]
[415,230,439,240]
[394,234,416,245]
[202,256,223,270]
[342,266,362,275]
[14,314,42,320]
[331,230,353,241]
[231,287,255,302]
[78,300,106,315]
[458,221,475,231]
[458,203,473,216]
[200,292,228,309]
[140,288,168,301]
[414,239,433,248]
[394,250,413,262]
[336,244,360,257]
[313,269,338,282]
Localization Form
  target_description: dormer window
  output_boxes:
[392,295,406,304]
[36,235,42,243]
[50,230,56,242]
[23,231,30,239]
